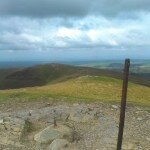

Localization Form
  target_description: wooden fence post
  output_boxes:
[117,59,130,150]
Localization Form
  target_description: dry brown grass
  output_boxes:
[0,76,149,106]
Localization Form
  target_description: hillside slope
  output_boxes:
[0,63,149,89]
[0,76,149,106]
[0,63,122,89]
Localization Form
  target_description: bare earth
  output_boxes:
[0,100,150,150]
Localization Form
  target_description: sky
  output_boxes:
[0,0,150,61]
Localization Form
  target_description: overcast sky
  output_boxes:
[0,0,150,61]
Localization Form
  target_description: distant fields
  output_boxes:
[77,59,150,73]
[0,76,149,107]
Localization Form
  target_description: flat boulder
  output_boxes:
[47,139,69,150]
[34,124,73,144]
[0,119,4,124]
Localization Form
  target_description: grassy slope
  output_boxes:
[0,68,21,81]
[0,64,81,89]
[0,76,149,107]
[0,63,150,90]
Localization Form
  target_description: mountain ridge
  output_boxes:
[0,63,149,90]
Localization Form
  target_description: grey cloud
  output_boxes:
[0,0,92,18]
[92,0,150,17]
[0,0,150,18]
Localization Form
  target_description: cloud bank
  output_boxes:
[0,0,150,60]
[0,0,150,18]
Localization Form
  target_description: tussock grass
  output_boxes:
[0,76,149,107]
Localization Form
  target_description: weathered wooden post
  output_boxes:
[53,110,57,127]
[117,59,130,150]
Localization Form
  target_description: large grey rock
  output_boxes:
[0,119,4,129]
[0,119,4,124]
[0,117,25,145]
[47,139,69,150]
[34,124,73,144]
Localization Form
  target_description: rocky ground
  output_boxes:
[0,100,150,150]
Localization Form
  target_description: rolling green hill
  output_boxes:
[0,76,149,106]
[0,63,122,89]
[0,63,149,90]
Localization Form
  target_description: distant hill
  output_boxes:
[0,63,149,90]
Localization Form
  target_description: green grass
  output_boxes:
[0,76,149,107]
